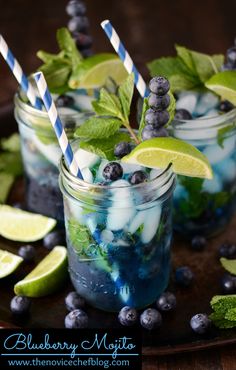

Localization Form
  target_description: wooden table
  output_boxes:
[0,0,236,368]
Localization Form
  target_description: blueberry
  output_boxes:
[114,142,132,158]
[191,235,207,251]
[66,0,86,16]
[64,119,76,130]
[129,170,148,185]
[73,32,93,50]
[156,292,177,312]
[175,108,192,120]
[219,100,234,113]
[12,202,24,210]
[218,243,236,259]
[68,16,89,33]
[102,162,123,181]
[221,274,236,294]
[141,125,168,141]
[148,93,170,111]
[18,245,36,263]
[175,266,194,287]
[221,63,234,71]
[10,296,31,315]
[226,47,236,67]
[81,48,93,58]
[190,313,211,334]
[149,77,170,96]
[65,291,85,311]
[118,306,138,326]
[43,230,66,250]
[65,309,88,328]
[145,108,170,127]
[140,308,162,330]
[56,95,74,108]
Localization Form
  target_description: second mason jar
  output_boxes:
[59,148,176,312]
[170,108,236,238]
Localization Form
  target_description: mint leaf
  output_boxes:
[0,152,23,177]
[209,311,236,329]
[57,28,82,69]
[92,88,123,120]
[225,307,236,321]
[205,71,236,105]
[75,117,121,140]
[176,45,197,74]
[0,173,14,203]
[211,295,236,314]
[211,191,230,209]
[80,132,131,160]
[1,133,20,152]
[118,74,134,122]
[37,50,66,64]
[217,124,236,148]
[39,60,71,94]
[167,91,176,125]
[67,219,92,256]
[220,258,236,275]
[138,98,149,139]
[191,51,224,83]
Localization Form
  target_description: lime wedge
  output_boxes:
[205,71,236,105]
[0,205,56,242]
[69,53,128,89]
[14,246,68,297]
[0,249,23,278]
[122,137,213,179]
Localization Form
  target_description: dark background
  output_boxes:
[0,1,236,369]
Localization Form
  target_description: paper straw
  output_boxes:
[101,20,149,98]
[34,71,83,179]
[0,35,42,110]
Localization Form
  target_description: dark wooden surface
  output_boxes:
[0,0,236,368]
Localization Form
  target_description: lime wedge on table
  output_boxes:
[14,246,67,297]
[122,137,213,179]
[205,71,236,105]
[69,53,128,89]
[0,205,56,242]
[0,249,23,278]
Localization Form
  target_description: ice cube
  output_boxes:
[141,204,162,244]
[81,167,93,183]
[128,209,146,234]
[95,159,109,182]
[74,148,100,169]
[121,162,143,175]
[205,109,219,117]
[58,107,78,116]
[203,173,222,194]
[68,93,94,112]
[101,229,114,243]
[176,92,198,114]
[203,136,236,165]
[67,199,85,224]
[215,158,236,183]
[33,136,61,167]
[194,92,219,116]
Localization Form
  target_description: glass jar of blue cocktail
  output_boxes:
[14,88,94,222]
[170,92,236,237]
[59,143,176,312]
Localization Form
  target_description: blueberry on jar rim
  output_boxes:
[148,93,170,111]
[174,108,192,120]
[128,170,148,185]
[114,141,132,158]
[149,76,170,96]
[56,94,75,108]
[141,125,168,141]
[145,108,170,127]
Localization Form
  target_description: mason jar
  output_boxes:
[59,145,176,312]
[14,90,93,223]
[170,109,236,238]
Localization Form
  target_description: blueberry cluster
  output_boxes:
[142,76,170,141]
[66,0,93,57]
[222,38,236,71]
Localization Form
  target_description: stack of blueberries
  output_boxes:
[222,38,236,71]
[66,0,93,57]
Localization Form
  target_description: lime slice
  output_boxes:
[69,53,128,89]
[122,137,213,179]
[0,249,23,278]
[14,246,68,297]
[205,71,236,105]
[0,205,56,242]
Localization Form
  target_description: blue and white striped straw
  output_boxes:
[34,71,83,179]
[0,35,42,110]
[101,20,149,98]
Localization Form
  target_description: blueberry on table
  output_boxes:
[191,235,207,251]
[149,76,170,96]
[129,170,148,185]
[174,108,192,120]
[102,162,123,181]
[219,100,234,113]
[226,46,236,67]
[156,292,177,312]
[221,274,236,294]
[175,266,194,287]
[145,108,170,127]
[43,230,66,250]
[190,313,211,334]
[140,308,162,330]
[68,16,89,33]
[118,306,138,326]
[141,125,168,141]
[10,296,31,315]
[65,291,86,311]
[18,245,36,263]
[114,141,132,158]
[66,0,86,17]
[65,309,88,328]
[56,94,75,108]
[148,93,170,111]
[218,243,236,259]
